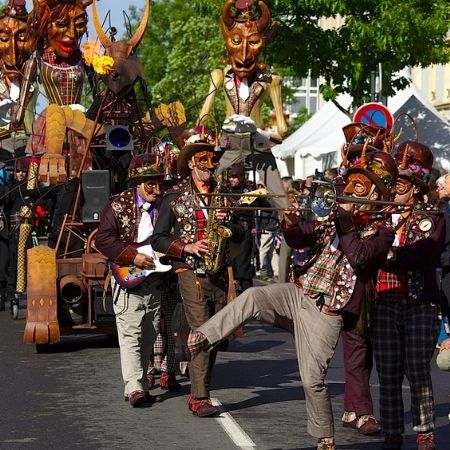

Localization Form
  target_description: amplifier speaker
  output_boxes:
[92,285,116,324]
[81,170,110,222]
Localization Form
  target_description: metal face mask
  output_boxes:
[343,173,373,198]
[220,0,272,80]
[224,23,264,79]
[46,4,87,59]
[0,15,34,80]
[192,151,219,171]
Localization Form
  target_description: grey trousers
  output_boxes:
[197,282,343,438]
[112,278,161,396]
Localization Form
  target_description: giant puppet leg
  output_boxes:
[23,245,60,345]
[38,105,99,184]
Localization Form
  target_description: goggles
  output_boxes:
[395,178,413,195]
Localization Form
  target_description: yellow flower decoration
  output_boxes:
[92,55,115,75]
[81,41,102,66]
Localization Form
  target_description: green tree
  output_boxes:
[192,0,450,109]
[129,1,224,127]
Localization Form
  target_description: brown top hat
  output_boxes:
[394,140,433,194]
[345,150,398,201]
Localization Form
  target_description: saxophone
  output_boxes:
[203,181,233,274]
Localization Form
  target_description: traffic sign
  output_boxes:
[353,103,394,131]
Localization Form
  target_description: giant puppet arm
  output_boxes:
[198,68,225,125]
[267,73,288,139]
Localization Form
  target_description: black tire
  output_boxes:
[36,343,51,353]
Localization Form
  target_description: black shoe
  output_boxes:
[0,295,5,311]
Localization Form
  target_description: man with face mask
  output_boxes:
[371,141,444,450]
[187,149,398,449]
[198,0,288,210]
[96,153,168,408]
[151,126,245,417]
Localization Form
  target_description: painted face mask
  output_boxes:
[343,173,373,198]
[221,0,273,80]
[0,12,34,79]
[192,151,219,171]
[46,3,88,59]
[143,180,161,195]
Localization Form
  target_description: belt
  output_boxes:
[319,304,340,317]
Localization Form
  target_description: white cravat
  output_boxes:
[137,202,153,243]
[239,77,250,101]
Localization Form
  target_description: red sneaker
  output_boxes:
[417,432,435,450]
[160,371,181,391]
[146,372,156,390]
[190,397,219,417]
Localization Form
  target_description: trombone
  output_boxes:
[198,181,417,218]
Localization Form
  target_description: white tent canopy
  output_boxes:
[274,85,450,179]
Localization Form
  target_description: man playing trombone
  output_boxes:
[187,149,398,450]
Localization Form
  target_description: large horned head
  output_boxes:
[92,0,149,96]
[220,0,274,80]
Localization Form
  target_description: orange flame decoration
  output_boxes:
[81,41,114,75]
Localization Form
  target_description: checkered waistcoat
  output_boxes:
[299,218,383,311]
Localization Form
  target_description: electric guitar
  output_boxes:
[110,244,172,289]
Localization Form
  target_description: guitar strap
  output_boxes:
[102,270,112,313]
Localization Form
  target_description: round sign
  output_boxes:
[353,103,394,131]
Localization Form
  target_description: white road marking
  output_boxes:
[211,398,256,449]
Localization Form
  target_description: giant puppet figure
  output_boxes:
[0,0,37,153]
[198,0,288,208]
[26,0,97,184]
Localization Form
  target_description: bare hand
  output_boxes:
[184,239,209,257]
[338,202,354,213]
[215,209,228,222]
[283,193,301,227]
[133,253,155,270]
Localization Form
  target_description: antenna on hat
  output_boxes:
[360,139,369,168]
[400,143,410,170]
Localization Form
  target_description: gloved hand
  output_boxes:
[222,114,257,134]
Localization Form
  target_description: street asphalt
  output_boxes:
[0,297,449,450]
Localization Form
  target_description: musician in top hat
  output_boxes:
[96,152,167,407]
[371,141,444,450]
[151,126,245,417]
[187,149,398,449]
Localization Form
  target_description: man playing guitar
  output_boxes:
[96,152,166,407]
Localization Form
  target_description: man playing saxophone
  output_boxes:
[151,126,245,417]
